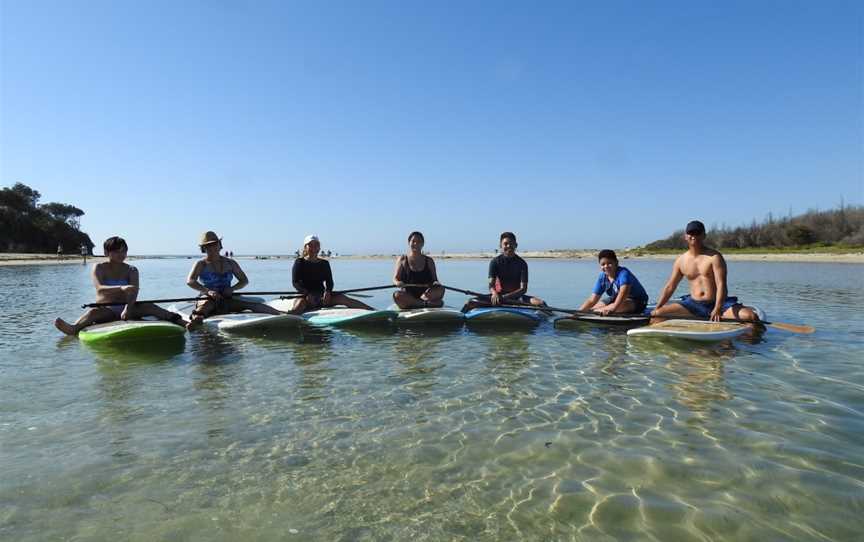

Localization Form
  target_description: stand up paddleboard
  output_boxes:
[554,313,650,328]
[171,303,304,332]
[388,305,465,324]
[626,307,767,342]
[464,307,546,325]
[300,308,397,327]
[79,319,185,345]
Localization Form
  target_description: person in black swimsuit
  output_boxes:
[392,231,445,309]
[289,234,374,313]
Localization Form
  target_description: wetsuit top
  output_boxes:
[200,259,234,292]
[397,255,435,298]
[489,254,528,294]
[292,258,334,296]
[592,266,649,304]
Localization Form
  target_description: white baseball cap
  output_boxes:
[303,234,319,245]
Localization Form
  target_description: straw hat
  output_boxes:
[199,231,221,246]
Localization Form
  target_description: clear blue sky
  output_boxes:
[1,0,862,255]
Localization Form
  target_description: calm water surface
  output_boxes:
[1,258,863,541]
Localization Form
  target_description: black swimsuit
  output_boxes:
[398,256,434,298]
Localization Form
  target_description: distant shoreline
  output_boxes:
[2,250,862,266]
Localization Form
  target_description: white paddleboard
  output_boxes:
[388,305,465,324]
[171,303,303,332]
[300,308,397,326]
[626,320,749,341]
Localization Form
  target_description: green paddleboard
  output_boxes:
[79,320,186,344]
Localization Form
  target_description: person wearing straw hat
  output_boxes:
[185,231,284,329]
[290,234,374,313]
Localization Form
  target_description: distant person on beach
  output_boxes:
[56,243,62,261]
[80,244,88,265]
[579,249,649,315]
[54,236,186,335]
[185,231,283,329]
[392,231,444,309]
[290,234,374,313]
[651,220,760,322]
[462,231,546,311]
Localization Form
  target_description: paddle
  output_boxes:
[80,290,355,308]
[278,284,397,300]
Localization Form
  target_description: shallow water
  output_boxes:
[1,258,863,541]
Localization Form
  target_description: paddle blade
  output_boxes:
[767,322,815,334]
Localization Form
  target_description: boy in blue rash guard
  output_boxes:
[579,249,649,315]
[651,220,760,323]
[185,231,284,329]
[54,236,187,335]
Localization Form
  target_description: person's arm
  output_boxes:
[229,259,249,296]
[710,254,728,322]
[653,257,684,311]
[488,259,501,304]
[186,260,215,298]
[602,284,631,315]
[322,261,335,305]
[392,256,405,287]
[126,267,141,304]
[427,258,440,286]
[292,259,308,295]
[579,293,601,311]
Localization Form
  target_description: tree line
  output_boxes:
[643,204,864,250]
[0,183,95,254]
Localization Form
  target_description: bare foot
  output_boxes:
[186,316,203,331]
[54,318,77,336]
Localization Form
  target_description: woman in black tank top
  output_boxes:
[392,231,445,309]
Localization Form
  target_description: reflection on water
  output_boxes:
[1,259,863,540]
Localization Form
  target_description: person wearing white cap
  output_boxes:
[185,230,284,329]
[290,234,374,312]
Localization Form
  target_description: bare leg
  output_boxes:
[610,299,638,314]
[54,307,117,335]
[329,293,374,310]
[224,298,283,315]
[723,304,759,322]
[187,298,219,330]
[420,286,445,308]
[289,297,309,315]
[393,290,421,309]
[649,302,695,324]
[528,296,547,307]
[131,303,188,325]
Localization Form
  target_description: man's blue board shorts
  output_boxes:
[673,295,740,318]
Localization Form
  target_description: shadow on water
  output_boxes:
[627,339,738,416]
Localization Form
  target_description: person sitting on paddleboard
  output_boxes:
[392,231,445,309]
[290,234,374,313]
[579,249,649,315]
[651,220,760,323]
[54,236,187,335]
[186,231,284,329]
[462,231,546,311]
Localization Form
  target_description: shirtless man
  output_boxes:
[651,220,760,323]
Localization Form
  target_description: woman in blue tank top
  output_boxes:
[54,236,187,335]
[392,231,445,309]
[185,231,285,328]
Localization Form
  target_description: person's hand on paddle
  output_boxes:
[490,292,502,306]
[206,289,222,301]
